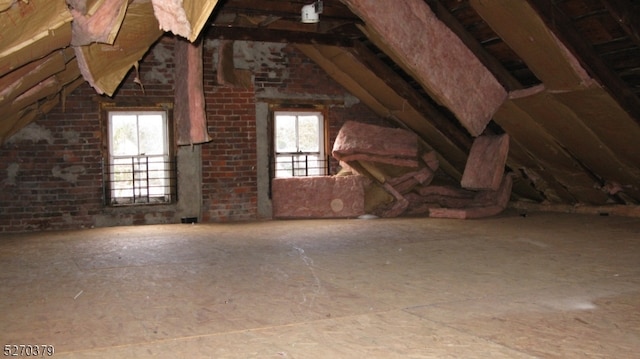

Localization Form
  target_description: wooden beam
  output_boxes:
[0,0,73,76]
[347,41,472,152]
[526,0,640,123]
[207,25,354,47]
[470,0,592,91]
[601,0,640,48]
[219,0,358,20]
[494,98,611,205]
[296,43,466,179]
[512,88,640,201]
[0,51,66,108]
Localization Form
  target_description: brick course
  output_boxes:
[0,36,388,232]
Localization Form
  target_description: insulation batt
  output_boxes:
[272,176,366,219]
[340,0,507,136]
[332,121,419,167]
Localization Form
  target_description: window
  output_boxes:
[273,110,327,177]
[105,110,176,205]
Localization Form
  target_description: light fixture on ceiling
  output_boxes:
[301,1,323,24]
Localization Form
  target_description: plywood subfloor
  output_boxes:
[1,211,639,358]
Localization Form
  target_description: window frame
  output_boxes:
[100,101,176,206]
[271,107,329,178]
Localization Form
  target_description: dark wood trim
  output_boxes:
[601,0,640,48]
[206,25,354,47]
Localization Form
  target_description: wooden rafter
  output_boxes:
[207,25,354,47]
[526,0,640,123]
[347,41,472,152]
[600,0,640,48]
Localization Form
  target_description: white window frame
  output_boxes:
[107,110,172,205]
[273,110,327,178]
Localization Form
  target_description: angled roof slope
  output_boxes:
[1,0,639,207]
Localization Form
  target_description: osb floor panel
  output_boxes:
[1,210,639,358]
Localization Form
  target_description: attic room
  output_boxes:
[1,0,639,357]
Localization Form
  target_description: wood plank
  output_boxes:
[207,25,354,47]
[551,86,640,170]
[506,137,575,203]
[0,105,39,144]
[0,51,66,107]
[494,99,611,204]
[0,1,72,76]
[470,0,592,91]
[295,45,390,115]
[526,0,640,123]
[216,40,252,89]
[511,87,640,201]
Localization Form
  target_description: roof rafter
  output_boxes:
[526,0,640,123]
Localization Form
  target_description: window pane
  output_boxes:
[273,111,325,178]
[112,158,134,199]
[275,115,297,152]
[111,115,138,156]
[138,114,165,155]
[274,156,294,178]
[275,154,325,177]
[108,110,172,205]
[304,155,324,176]
[298,115,320,152]
[147,156,168,196]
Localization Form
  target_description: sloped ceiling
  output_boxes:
[1,0,639,207]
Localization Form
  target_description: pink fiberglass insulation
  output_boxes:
[174,37,211,145]
[272,175,366,218]
[150,0,191,39]
[341,0,507,136]
[332,121,418,165]
[461,133,510,191]
[69,0,128,46]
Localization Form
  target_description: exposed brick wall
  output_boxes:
[0,37,178,232]
[0,83,101,232]
[250,43,393,175]
[264,45,345,97]
[0,35,389,232]
[201,86,258,222]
